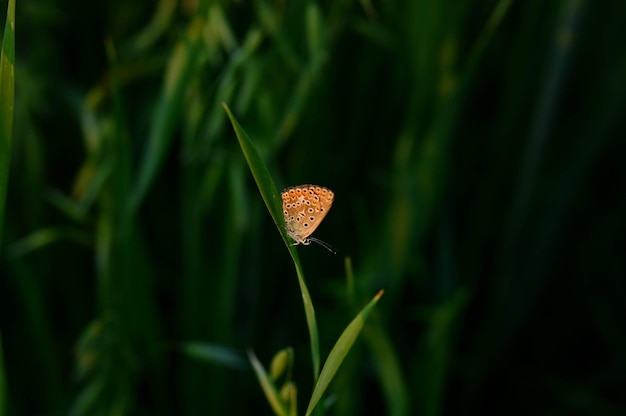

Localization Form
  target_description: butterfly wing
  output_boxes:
[281,185,334,245]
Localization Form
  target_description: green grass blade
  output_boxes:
[223,103,321,379]
[6,226,92,258]
[0,0,15,247]
[221,103,283,229]
[248,350,288,416]
[292,260,321,379]
[128,17,204,218]
[305,290,384,416]
[464,0,514,79]
[180,342,247,371]
[363,324,409,416]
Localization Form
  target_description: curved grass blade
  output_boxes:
[223,103,321,379]
[305,290,384,416]
[127,17,204,219]
[221,103,282,227]
[248,349,288,416]
[363,323,409,416]
[0,0,15,247]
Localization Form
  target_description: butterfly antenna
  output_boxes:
[308,237,337,254]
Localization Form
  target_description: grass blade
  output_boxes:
[180,342,247,371]
[0,0,15,247]
[292,260,321,379]
[221,103,283,230]
[363,323,409,416]
[223,103,321,379]
[248,350,288,416]
[305,290,384,416]
[128,17,204,218]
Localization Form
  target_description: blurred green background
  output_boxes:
[1,0,625,414]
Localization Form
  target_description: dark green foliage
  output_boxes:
[1,0,625,414]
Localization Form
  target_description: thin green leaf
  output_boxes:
[221,103,282,229]
[6,226,92,258]
[180,342,247,370]
[466,0,514,76]
[223,103,321,379]
[0,0,15,247]
[305,290,384,416]
[291,258,321,379]
[248,350,288,416]
[127,17,204,219]
[363,323,409,416]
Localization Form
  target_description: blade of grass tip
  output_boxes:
[221,103,283,228]
[248,350,288,416]
[0,0,16,247]
[305,290,385,416]
[223,103,321,379]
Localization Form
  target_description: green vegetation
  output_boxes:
[1,0,625,414]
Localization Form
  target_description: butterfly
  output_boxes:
[280,185,336,253]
